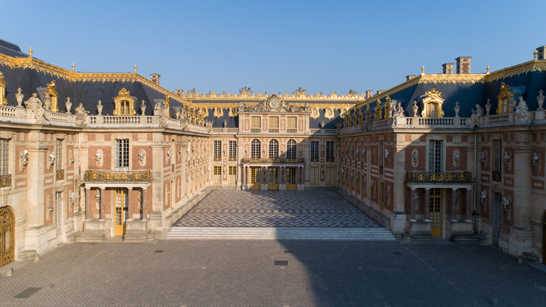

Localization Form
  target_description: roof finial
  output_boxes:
[29,47,33,58]
[486,65,490,74]
[72,63,75,72]
[134,64,137,74]
[533,49,538,60]
[421,66,425,75]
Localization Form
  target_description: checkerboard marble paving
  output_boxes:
[173,190,382,228]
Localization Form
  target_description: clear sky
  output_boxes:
[3,0,545,96]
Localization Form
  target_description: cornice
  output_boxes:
[0,53,189,105]
[183,92,364,102]
[484,60,546,82]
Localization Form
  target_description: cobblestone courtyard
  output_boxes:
[173,191,381,228]
[1,240,545,306]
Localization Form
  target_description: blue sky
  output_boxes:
[3,0,545,96]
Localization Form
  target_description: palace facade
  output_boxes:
[0,39,545,267]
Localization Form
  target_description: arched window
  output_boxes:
[269,139,279,159]
[287,139,297,160]
[251,139,261,159]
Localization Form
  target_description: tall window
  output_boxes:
[116,139,129,168]
[214,141,221,161]
[251,116,261,132]
[229,141,237,161]
[228,166,237,184]
[287,116,297,133]
[213,166,221,184]
[269,116,279,133]
[287,139,297,160]
[493,140,502,182]
[55,139,63,171]
[269,139,279,159]
[311,141,319,162]
[120,101,132,115]
[0,139,8,175]
[429,140,442,172]
[251,139,261,159]
[326,141,335,162]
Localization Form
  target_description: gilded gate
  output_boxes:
[0,206,15,267]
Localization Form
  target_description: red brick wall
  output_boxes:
[89,146,111,169]
[132,146,152,169]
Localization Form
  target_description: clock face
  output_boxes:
[269,100,278,108]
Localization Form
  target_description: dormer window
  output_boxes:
[421,88,445,118]
[0,72,6,105]
[496,82,513,114]
[113,88,136,116]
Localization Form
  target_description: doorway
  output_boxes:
[0,206,14,267]
[430,188,442,237]
[268,167,279,190]
[286,167,297,190]
[250,167,261,190]
[114,188,128,236]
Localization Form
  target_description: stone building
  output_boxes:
[0,38,545,267]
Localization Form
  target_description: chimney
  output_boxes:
[150,73,161,85]
[442,63,455,74]
[365,90,373,99]
[174,89,183,97]
[455,57,472,74]
[376,90,385,96]
[537,46,546,60]
[406,75,416,81]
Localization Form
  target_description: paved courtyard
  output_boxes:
[0,240,545,306]
[173,191,381,228]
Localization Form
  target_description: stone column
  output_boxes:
[127,187,133,220]
[451,188,457,221]
[143,187,148,220]
[465,188,472,221]
[85,187,91,220]
[410,188,416,220]
[99,187,105,220]
[424,188,430,220]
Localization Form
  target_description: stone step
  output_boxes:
[163,227,396,240]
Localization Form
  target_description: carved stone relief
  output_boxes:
[19,150,28,172]
[411,149,419,167]
[532,152,541,172]
[138,149,146,166]
[48,152,55,170]
[95,149,103,167]
[453,149,461,168]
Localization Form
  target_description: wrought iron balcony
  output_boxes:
[406,171,472,183]
[0,174,11,188]
[84,170,152,182]
[229,156,236,161]
[242,158,305,164]
[492,171,502,182]
[56,169,64,181]
[213,157,221,161]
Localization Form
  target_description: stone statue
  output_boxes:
[75,103,88,126]
[65,97,72,113]
[485,99,491,116]
[412,101,418,117]
[97,100,103,116]
[395,102,404,118]
[24,93,47,123]
[469,104,483,128]
[224,119,227,128]
[515,96,529,121]
[538,90,545,110]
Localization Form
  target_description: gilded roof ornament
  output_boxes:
[534,50,538,60]
[421,66,425,75]
[134,64,137,74]
[28,47,33,58]
[72,63,75,72]
[486,66,490,74]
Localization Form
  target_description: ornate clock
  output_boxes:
[269,100,278,109]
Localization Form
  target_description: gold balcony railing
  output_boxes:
[84,170,152,182]
[406,171,472,183]
[242,158,305,164]
[56,169,64,181]
[0,174,11,188]
[229,156,236,161]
